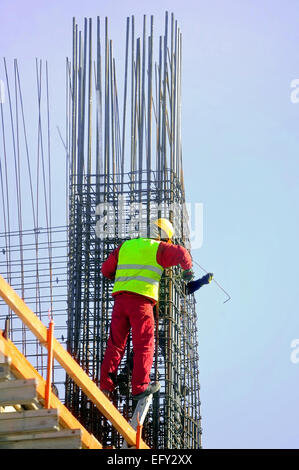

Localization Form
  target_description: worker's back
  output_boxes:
[112,238,164,301]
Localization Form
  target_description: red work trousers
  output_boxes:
[100,292,155,396]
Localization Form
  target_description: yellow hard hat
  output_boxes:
[152,218,174,240]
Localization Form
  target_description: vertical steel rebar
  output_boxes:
[63,13,202,449]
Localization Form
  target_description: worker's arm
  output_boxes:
[157,242,193,271]
[157,242,213,295]
[101,245,122,280]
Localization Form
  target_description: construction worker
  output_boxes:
[99,218,211,401]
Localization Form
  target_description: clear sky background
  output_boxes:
[1,0,299,449]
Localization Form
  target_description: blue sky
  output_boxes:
[1,0,299,449]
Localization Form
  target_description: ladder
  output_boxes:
[121,394,153,449]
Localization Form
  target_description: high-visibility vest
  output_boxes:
[112,238,164,301]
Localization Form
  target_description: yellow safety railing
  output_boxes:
[0,274,149,449]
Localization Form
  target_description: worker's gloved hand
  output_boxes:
[181,269,194,282]
[186,273,214,295]
[202,273,214,284]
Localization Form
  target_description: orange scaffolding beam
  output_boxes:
[0,274,149,449]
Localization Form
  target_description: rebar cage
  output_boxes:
[65,170,202,448]
[0,12,202,449]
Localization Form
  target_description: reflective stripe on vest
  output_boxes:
[116,264,163,276]
[112,238,163,301]
[114,275,159,285]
